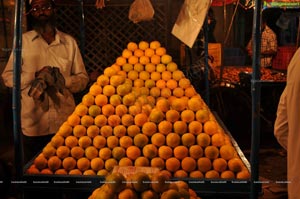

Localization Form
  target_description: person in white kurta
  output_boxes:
[274,47,300,199]
[1,0,89,164]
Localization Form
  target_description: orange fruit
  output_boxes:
[197,157,212,172]
[150,54,161,65]
[119,136,133,149]
[47,156,62,171]
[134,113,148,127]
[173,146,189,160]
[77,157,91,172]
[109,94,122,107]
[33,155,48,170]
[67,113,81,127]
[211,133,225,147]
[158,145,173,160]
[126,145,141,160]
[213,158,228,172]
[204,145,220,160]
[150,157,165,169]
[181,133,196,147]
[197,133,211,147]
[189,170,204,178]
[70,146,85,159]
[112,146,126,160]
[185,86,197,98]
[219,145,235,160]
[99,147,112,160]
[127,125,140,137]
[115,104,128,116]
[174,170,188,178]
[82,94,95,107]
[134,49,144,57]
[150,41,161,50]
[81,115,94,127]
[171,98,186,112]
[139,41,149,50]
[100,125,113,137]
[157,120,172,135]
[181,157,197,172]
[102,85,115,97]
[128,55,139,65]
[221,170,236,179]
[187,97,203,112]
[173,121,187,135]
[73,124,87,137]
[97,74,109,86]
[236,170,251,179]
[94,115,107,127]
[151,133,165,147]
[78,136,92,148]
[89,84,102,96]
[172,87,184,98]
[62,157,76,171]
[57,122,73,137]
[142,144,158,159]
[133,133,149,148]
[107,135,119,149]
[166,79,177,89]
[122,48,133,58]
[166,133,181,148]
[139,55,150,65]
[95,94,108,107]
[135,156,150,167]
[56,145,70,159]
[228,158,244,173]
[165,109,180,123]
[101,104,115,116]
[85,146,99,160]
[93,135,107,149]
[119,157,133,167]
[74,104,88,117]
[105,158,118,171]
[116,56,127,66]
[42,144,56,158]
[50,134,65,148]
[107,115,121,127]
[165,157,180,172]
[205,170,220,179]
[69,169,82,175]
[142,122,157,137]
[155,47,166,56]
[40,168,53,175]
[155,79,166,89]
[196,109,209,123]
[188,121,203,135]
[127,42,138,51]
[87,125,100,138]
[155,98,170,113]
[189,145,203,159]
[145,48,155,58]
[118,188,138,199]
[83,169,96,176]
[178,78,191,89]
[203,120,218,135]
[55,169,68,175]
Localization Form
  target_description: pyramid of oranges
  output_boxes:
[26,40,250,180]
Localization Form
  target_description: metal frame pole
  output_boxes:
[250,0,262,198]
[12,0,24,179]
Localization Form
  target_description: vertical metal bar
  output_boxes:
[79,0,85,60]
[204,15,210,106]
[12,0,24,178]
[250,0,262,198]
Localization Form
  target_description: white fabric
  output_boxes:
[274,47,300,199]
[2,30,89,136]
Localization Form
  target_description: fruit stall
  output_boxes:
[3,0,300,198]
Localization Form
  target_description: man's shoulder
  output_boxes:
[56,30,76,42]
[23,30,38,39]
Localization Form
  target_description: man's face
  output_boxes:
[30,0,56,31]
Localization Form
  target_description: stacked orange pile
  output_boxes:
[26,41,250,180]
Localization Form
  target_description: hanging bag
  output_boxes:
[128,0,155,23]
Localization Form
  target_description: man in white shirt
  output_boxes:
[1,0,89,164]
[274,47,300,199]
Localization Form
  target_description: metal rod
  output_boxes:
[12,0,24,178]
[250,0,262,198]
[204,15,210,106]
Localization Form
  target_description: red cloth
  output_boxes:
[211,0,237,6]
